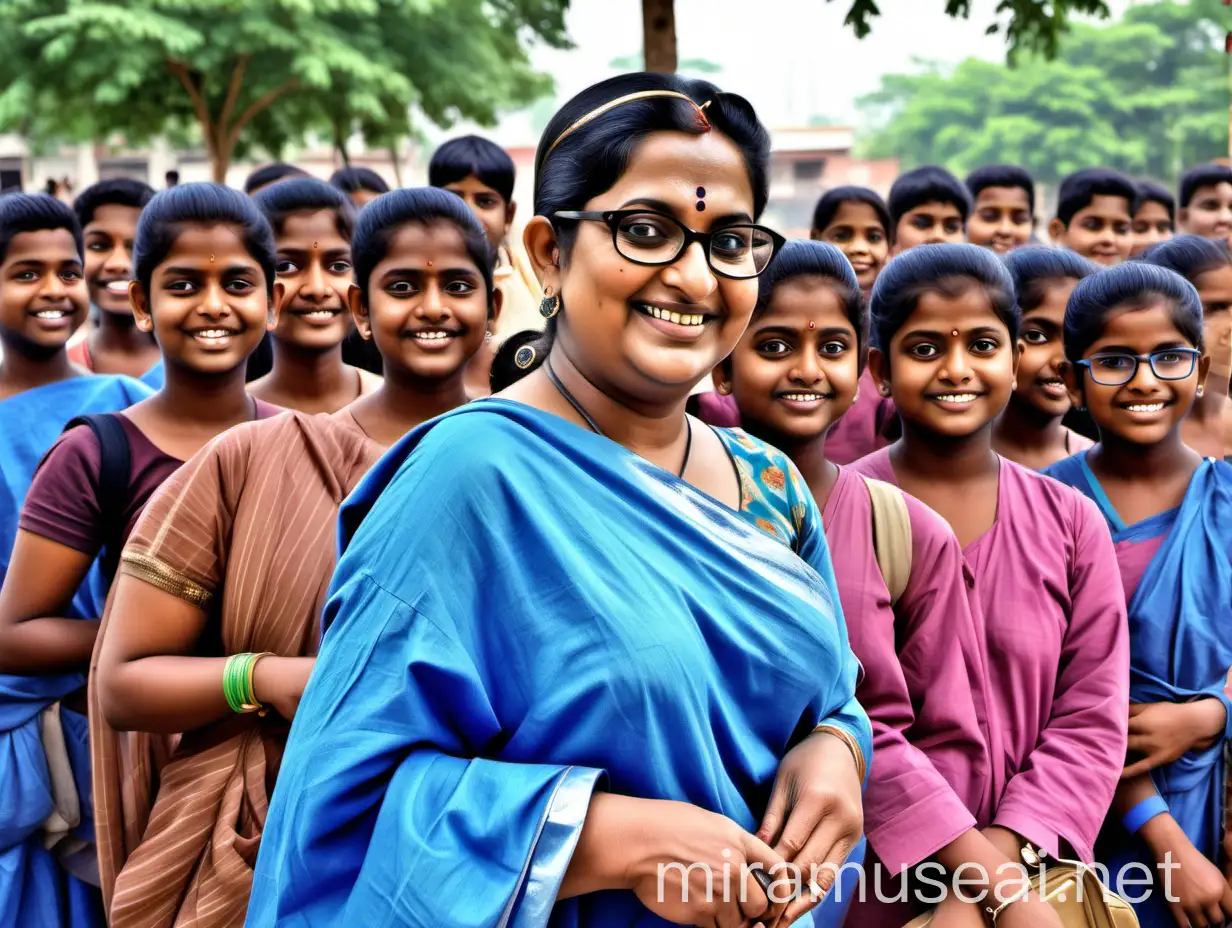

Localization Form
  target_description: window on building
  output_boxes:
[793,158,826,181]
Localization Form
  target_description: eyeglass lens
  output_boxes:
[1089,350,1197,385]
[613,212,775,278]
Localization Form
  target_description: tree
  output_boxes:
[855,0,1226,185]
[0,0,569,182]
[639,0,1113,75]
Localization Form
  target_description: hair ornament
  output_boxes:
[545,91,709,159]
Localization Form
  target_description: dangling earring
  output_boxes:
[1197,384,1206,398]
[717,382,732,396]
[484,331,493,342]
[540,287,560,319]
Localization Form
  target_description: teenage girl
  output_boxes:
[718,239,1060,928]
[1139,235,1232,460]
[807,187,897,463]
[88,187,498,927]
[851,243,1129,923]
[992,247,1098,470]
[248,178,382,413]
[1045,262,1232,928]
[0,184,281,922]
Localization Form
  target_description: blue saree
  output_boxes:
[1046,453,1232,923]
[247,400,871,927]
[0,373,150,928]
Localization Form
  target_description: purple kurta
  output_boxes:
[851,449,1129,861]
[824,467,990,926]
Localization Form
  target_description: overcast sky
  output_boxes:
[431,0,1131,146]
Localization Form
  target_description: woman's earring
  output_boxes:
[1198,384,1206,398]
[485,331,493,342]
[514,345,537,370]
[879,384,891,397]
[539,287,560,319]
[717,382,732,396]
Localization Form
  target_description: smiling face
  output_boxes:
[814,201,888,292]
[723,276,860,444]
[538,130,761,405]
[894,201,966,253]
[271,209,354,353]
[83,203,143,317]
[352,220,493,384]
[1130,200,1174,257]
[967,186,1033,254]
[0,228,88,354]
[1196,263,1232,384]
[872,284,1017,439]
[1181,182,1232,242]
[130,224,272,376]
[1071,303,1207,447]
[1052,194,1134,266]
[1011,278,1078,419]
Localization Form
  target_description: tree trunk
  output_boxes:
[641,0,677,73]
[211,145,229,184]
[389,142,404,188]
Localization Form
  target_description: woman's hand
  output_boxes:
[1123,700,1226,779]
[755,729,863,924]
[252,656,315,722]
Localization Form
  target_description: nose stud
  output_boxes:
[951,329,959,337]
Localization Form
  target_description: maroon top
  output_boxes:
[21,401,281,555]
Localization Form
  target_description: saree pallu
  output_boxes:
[246,400,872,927]
[0,374,150,928]
[89,411,380,927]
[1048,455,1232,925]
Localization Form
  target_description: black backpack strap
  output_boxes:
[62,413,131,583]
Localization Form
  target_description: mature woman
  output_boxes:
[247,73,871,927]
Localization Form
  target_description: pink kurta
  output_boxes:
[824,467,990,925]
[852,449,1129,862]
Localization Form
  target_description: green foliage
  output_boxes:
[855,0,1227,185]
[836,0,1112,60]
[0,0,569,177]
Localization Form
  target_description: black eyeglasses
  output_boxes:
[552,209,784,279]
[1075,348,1200,386]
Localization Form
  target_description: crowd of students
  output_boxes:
[0,70,1230,928]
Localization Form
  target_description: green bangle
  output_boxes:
[223,652,270,715]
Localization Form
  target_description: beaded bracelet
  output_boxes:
[222,652,273,715]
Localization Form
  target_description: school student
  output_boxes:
[429,134,539,395]
[1139,235,1232,461]
[964,164,1036,254]
[852,244,1130,923]
[89,187,497,928]
[247,178,381,413]
[0,192,150,928]
[329,166,390,209]
[0,185,282,928]
[992,247,1098,470]
[1178,163,1232,244]
[68,179,162,380]
[1045,262,1232,928]
[887,165,971,254]
[718,240,1060,928]
[1131,181,1175,257]
[243,162,309,196]
[1049,168,1138,266]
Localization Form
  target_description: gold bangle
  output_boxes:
[812,724,867,783]
[243,652,274,716]
[985,884,1031,922]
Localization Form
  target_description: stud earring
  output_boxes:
[879,385,891,397]
[514,345,537,369]
[717,382,732,396]
[539,287,560,319]
[1198,384,1206,398]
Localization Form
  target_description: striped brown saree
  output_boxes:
[87,410,383,927]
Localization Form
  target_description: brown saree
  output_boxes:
[88,410,383,927]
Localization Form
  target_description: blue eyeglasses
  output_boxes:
[1075,348,1200,386]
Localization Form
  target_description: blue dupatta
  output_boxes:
[0,373,149,928]
[248,400,870,927]
[1046,453,1232,860]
